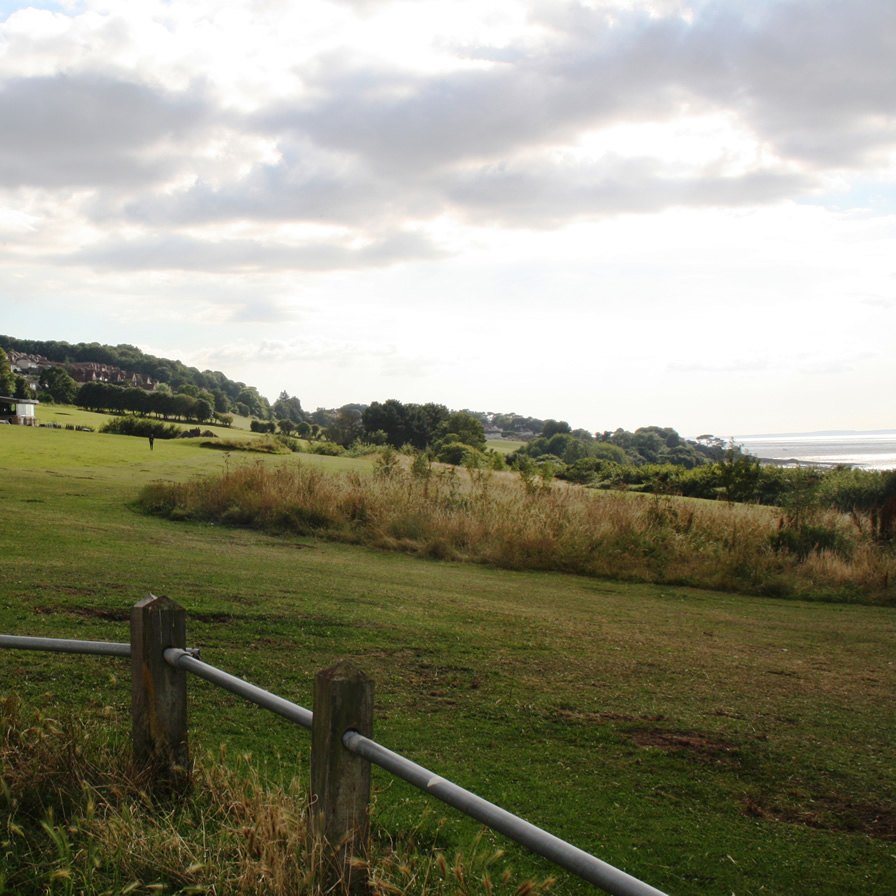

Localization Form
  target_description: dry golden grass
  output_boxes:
[137,458,895,603]
[1,696,556,896]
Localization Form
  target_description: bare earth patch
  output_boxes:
[629,728,741,763]
[743,794,896,840]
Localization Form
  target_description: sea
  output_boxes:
[732,431,896,472]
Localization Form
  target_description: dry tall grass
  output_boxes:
[0,696,552,896]
[138,459,896,603]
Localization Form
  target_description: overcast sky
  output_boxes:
[1,0,894,436]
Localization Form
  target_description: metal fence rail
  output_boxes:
[1,601,670,896]
[163,647,313,730]
[344,732,667,896]
[162,646,666,896]
[0,633,130,657]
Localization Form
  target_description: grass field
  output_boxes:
[1,420,895,895]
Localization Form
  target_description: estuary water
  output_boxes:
[733,431,896,471]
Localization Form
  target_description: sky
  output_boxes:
[1,0,894,437]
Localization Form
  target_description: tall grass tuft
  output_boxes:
[0,696,554,896]
[137,460,896,603]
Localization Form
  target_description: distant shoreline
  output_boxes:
[733,431,896,472]
[733,429,896,440]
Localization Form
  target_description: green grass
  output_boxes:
[486,439,525,455]
[1,425,895,895]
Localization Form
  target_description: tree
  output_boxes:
[718,448,761,503]
[38,366,79,403]
[272,391,305,423]
[435,411,486,450]
[542,419,571,438]
[236,386,270,419]
[193,398,213,422]
[328,405,365,447]
[362,400,410,448]
[0,348,15,395]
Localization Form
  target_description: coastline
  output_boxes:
[733,430,896,472]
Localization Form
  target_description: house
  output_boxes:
[0,395,39,425]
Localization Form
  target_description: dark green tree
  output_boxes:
[542,419,571,438]
[38,366,79,403]
[0,348,15,395]
[272,391,305,423]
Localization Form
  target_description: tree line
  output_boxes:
[76,381,219,424]
[0,336,271,418]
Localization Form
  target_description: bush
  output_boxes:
[99,417,182,439]
[201,437,290,454]
[770,521,854,561]
[307,440,344,456]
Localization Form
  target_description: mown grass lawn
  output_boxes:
[1,422,894,895]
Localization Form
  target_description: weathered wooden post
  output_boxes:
[311,661,373,896]
[130,594,191,793]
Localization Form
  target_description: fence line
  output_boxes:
[164,647,313,730]
[1,597,669,896]
[0,633,130,657]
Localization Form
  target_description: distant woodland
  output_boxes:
[0,335,729,465]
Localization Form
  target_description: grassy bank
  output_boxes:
[1,425,895,895]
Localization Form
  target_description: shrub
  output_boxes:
[308,440,344,456]
[100,417,182,439]
[770,521,854,561]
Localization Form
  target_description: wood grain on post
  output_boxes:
[311,661,373,896]
[130,594,190,793]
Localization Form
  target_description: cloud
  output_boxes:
[117,136,427,229]
[0,73,215,188]
[3,0,895,313]
[444,156,811,225]
[56,229,445,272]
[263,0,896,178]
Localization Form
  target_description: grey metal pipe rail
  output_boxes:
[164,647,667,896]
[0,634,131,658]
[343,731,667,896]
[164,648,313,730]
[0,635,668,896]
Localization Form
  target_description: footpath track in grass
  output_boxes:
[1,424,895,895]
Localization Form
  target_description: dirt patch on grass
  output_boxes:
[35,604,129,621]
[630,728,741,763]
[743,794,896,840]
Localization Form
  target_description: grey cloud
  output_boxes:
[0,73,214,188]
[56,230,445,273]
[725,1,896,167]
[119,137,435,228]
[21,0,892,244]
[446,157,811,224]
[265,0,894,176]
[542,0,896,168]
[260,57,648,174]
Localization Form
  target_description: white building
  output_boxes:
[0,396,39,425]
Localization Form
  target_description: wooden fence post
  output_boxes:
[311,661,373,896]
[130,594,190,793]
